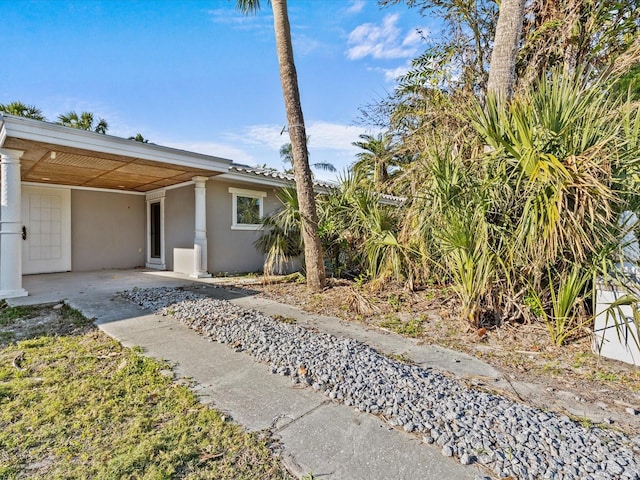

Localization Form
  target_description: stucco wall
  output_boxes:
[164,185,195,271]
[207,178,281,274]
[71,190,145,270]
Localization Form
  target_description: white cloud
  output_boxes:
[234,121,377,153]
[236,124,285,150]
[293,33,321,55]
[345,0,366,15]
[346,14,422,60]
[402,28,423,47]
[206,8,272,32]
[216,121,383,180]
[306,121,369,152]
[384,65,411,82]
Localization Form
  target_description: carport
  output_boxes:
[0,113,231,298]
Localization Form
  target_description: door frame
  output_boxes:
[145,190,166,270]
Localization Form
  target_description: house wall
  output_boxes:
[71,190,145,270]
[206,178,282,274]
[164,184,195,271]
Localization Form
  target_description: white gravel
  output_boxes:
[121,286,640,480]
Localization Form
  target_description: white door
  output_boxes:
[21,186,72,274]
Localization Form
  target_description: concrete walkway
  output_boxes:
[10,269,487,479]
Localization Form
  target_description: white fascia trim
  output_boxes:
[21,181,146,195]
[216,172,293,188]
[0,114,231,173]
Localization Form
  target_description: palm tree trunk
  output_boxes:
[487,0,526,100]
[271,0,326,291]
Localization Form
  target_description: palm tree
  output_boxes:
[279,140,336,173]
[486,0,526,99]
[0,101,45,120]
[236,0,326,291]
[351,133,396,190]
[128,133,149,143]
[57,111,108,134]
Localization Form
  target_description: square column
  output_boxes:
[0,148,28,298]
[191,176,211,278]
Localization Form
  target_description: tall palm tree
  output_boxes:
[486,0,526,99]
[236,0,326,291]
[57,111,108,134]
[0,101,45,120]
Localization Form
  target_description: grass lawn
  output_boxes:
[0,303,291,479]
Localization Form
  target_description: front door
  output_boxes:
[21,185,72,274]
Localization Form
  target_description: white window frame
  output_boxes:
[229,187,266,230]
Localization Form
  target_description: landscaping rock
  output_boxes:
[121,287,640,480]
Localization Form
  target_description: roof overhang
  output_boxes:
[0,114,233,192]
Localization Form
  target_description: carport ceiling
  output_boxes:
[4,137,221,192]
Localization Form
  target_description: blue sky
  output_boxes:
[2,0,431,181]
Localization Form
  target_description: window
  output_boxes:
[229,187,266,230]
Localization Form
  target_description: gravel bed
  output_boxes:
[121,287,640,480]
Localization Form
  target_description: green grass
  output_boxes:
[0,301,40,326]
[379,315,426,338]
[0,325,291,479]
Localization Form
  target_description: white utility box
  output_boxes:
[173,248,195,276]
[593,281,640,366]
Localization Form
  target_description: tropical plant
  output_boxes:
[254,186,302,275]
[57,111,108,133]
[526,265,593,346]
[351,133,402,191]
[236,0,326,291]
[128,133,149,143]
[0,101,45,120]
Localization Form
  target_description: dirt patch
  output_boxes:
[241,278,640,435]
[0,301,94,346]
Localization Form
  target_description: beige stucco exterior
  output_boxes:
[8,176,291,278]
[207,178,282,274]
[163,184,195,271]
[17,177,287,277]
[71,189,146,271]
[161,177,283,275]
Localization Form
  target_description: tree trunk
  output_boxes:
[271,0,326,291]
[487,0,526,100]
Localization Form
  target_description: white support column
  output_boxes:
[191,176,211,278]
[0,148,28,298]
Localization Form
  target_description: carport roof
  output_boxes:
[0,114,232,192]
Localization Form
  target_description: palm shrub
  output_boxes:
[254,186,303,275]
[317,174,413,286]
[257,175,413,286]
[395,68,640,338]
[467,68,640,339]
[399,142,506,326]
